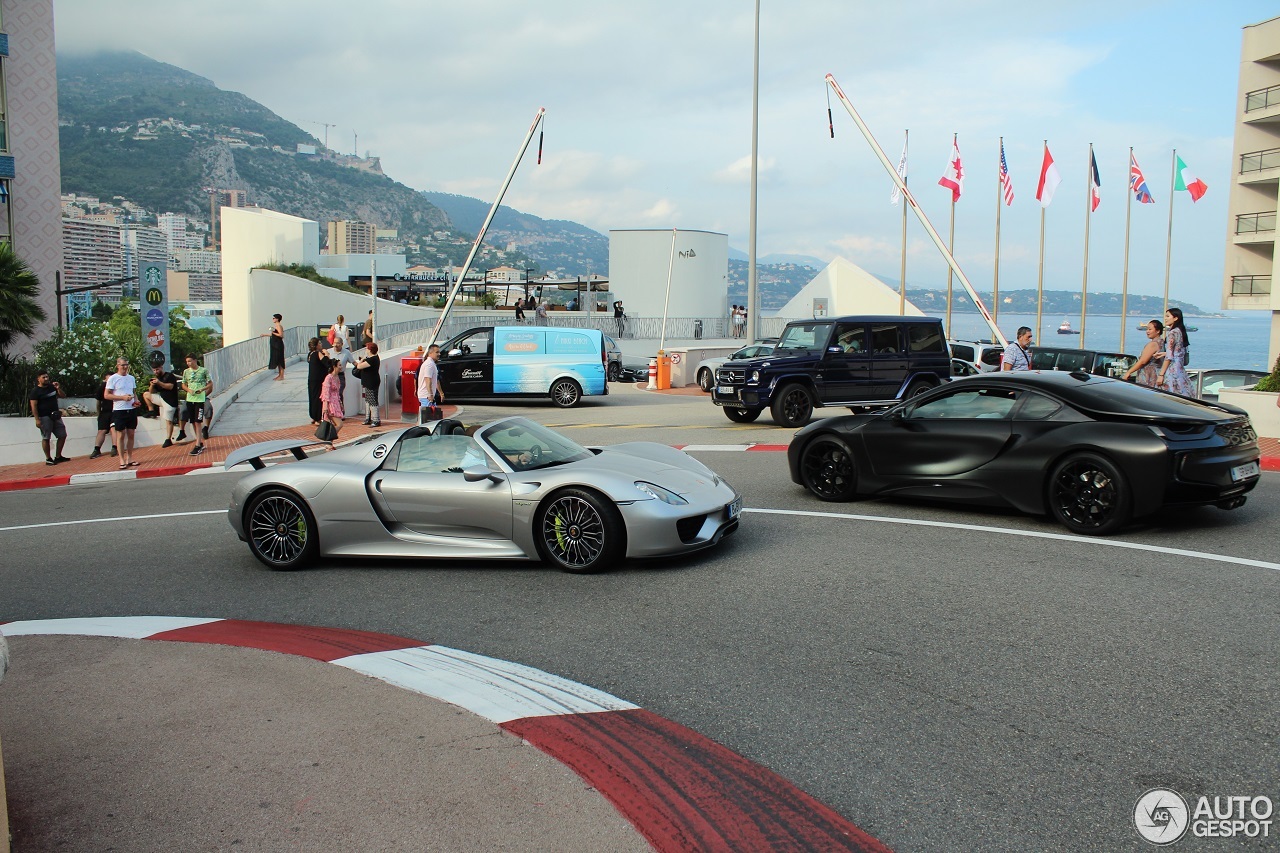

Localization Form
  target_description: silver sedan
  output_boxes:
[227,417,741,573]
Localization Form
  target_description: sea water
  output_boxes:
[945,310,1275,372]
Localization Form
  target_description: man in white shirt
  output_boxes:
[416,344,443,423]
[104,357,140,467]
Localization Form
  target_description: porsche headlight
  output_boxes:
[634,481,688,505]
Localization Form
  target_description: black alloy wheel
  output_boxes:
[800,436,858,501]
[723,406,762,423]
[535,488,625,573]
[608,361,622,382]
[905,380,933,399]
[245,488,319,570]
[550,378,583,408]
[771,383,814,428]
[698,368,714,392]
[1047,452,1132,535]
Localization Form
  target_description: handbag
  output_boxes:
[420,402,442,422]
[315,421,337,441]
[327,326,337,345]
[350,364,362,379]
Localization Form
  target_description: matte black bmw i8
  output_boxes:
[788,371,1262,535]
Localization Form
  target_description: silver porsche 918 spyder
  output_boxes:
[226,417,742,573]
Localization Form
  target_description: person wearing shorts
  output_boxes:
[29,369,68,466]
[144,363,181,447]
[105,358,140,468]
[181,353,212,457]
[90,372,117,459]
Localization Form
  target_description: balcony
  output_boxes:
[1238,147,1280,185]
[1234,210,1277,245]
[1230,275,1271,296]
[1244,83,1280,123]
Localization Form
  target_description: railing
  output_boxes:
[1235,211,1277,234]
[1230,275,1271,296]
[1239,147,1280,174]
[1245,83,1280,113]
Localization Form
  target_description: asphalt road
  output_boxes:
[3,388,1278,852]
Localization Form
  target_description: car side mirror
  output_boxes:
[463,466,502,483]
[448,348,463,358]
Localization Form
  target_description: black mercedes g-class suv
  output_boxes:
[711,315,950,427]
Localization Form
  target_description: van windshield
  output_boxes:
[776,322,833,352]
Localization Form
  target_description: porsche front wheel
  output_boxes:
[245,488,319,570]
[535,488,624,573]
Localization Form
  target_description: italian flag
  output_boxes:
[1174,154,1208,202]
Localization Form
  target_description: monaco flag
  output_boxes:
[938,137,963,202]
[1036,145,1062,208]
[1174,154,1208,202]
[1089,150,1101,212]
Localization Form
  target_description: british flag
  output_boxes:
[1129,153,1154,204]
[999,141,1014,206]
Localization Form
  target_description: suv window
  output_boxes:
[870,323,902,354]
[950,342,975,361]
[833,324,866,354]
[909,324,947,354]
[776,321,833,352]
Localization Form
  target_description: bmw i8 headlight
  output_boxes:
[634,481,688,505]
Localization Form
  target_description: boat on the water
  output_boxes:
[1057,320,1080,335]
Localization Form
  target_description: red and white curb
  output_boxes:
[1,616,889,853]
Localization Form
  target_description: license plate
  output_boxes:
[727,497,742,519]
[716,386,735,395]
[1230,461,1260,482]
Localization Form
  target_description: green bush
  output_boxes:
[1257,353,1280,392]
[0,353,42,415]
[33,321,122,396]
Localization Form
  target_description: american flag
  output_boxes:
[1129,153,1154,204]
[999,141,1014,206]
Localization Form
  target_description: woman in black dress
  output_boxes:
[267,313,286,380]
[306,337,325,425]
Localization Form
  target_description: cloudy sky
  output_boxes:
[56,1,1277,309]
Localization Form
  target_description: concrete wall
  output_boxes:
[221,207,320,344]
[241,269,439,344]
[609,230,728,321]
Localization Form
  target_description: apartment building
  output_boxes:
[327,219,377,255]
[1225,15,1280,363]
[62,217,124,298]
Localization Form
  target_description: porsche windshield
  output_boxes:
[481,418,594,470]
[775,322,833,352]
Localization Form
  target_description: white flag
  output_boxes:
[890,141,908,205]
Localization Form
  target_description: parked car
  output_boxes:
[227,417,742,574]
[695,342,776,392]
[1027,346,1137,379]
[1185,368,1268,402]
[788,371,1260,535]
[948,339,1006,373]
[711,316,950,427]
[603,334,624,382]
[438,326,607,408]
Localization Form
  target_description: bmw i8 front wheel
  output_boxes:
[535,488,624,573]
[245,488,319,570]
[800,436,858,501]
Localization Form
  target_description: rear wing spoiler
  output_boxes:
[224,439,322,471]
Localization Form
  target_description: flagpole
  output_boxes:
[899,129,908,315]
[1162,147,1176,316]
[1120,147,1133,353]
[1080,143,1093,345]
[1036,140,1046,343]
[824,73,1006,346]
[945,134,956,334]
[994,136,1003,326]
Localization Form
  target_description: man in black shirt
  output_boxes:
[28,370,68,465]
[144,362,182,448]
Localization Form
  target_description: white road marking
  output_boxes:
[3,616,222,638]
[0,509,225,533]
[745,507,1280,573]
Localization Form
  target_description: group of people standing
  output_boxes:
[512,297,549,324]
[999,309,1194,396]
[729,305,748,338]
[307,335,382,437]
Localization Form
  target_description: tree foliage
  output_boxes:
[0,242,47,355]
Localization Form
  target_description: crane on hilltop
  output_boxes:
[305,120,336,149]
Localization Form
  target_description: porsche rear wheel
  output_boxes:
[550,378,583,408]
[535,488,624,573]
[246,488,318,570]
[698,367,714,392]
[800,436,858,501]
[723,406,762,423]
[1048,453,1132,535]
[772,383,814,428]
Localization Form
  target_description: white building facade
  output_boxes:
[608,229,728,319]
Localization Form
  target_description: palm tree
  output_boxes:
[0,241,46,356]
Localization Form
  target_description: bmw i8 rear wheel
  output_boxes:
[550,378,583,408]
[1048,453,1132,536]
[535,488,624,573]
[800,436,858,501]
[246,488,319,570]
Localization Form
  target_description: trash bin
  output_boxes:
[693,319,703,339]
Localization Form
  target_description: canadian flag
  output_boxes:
[938,137,963,202]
